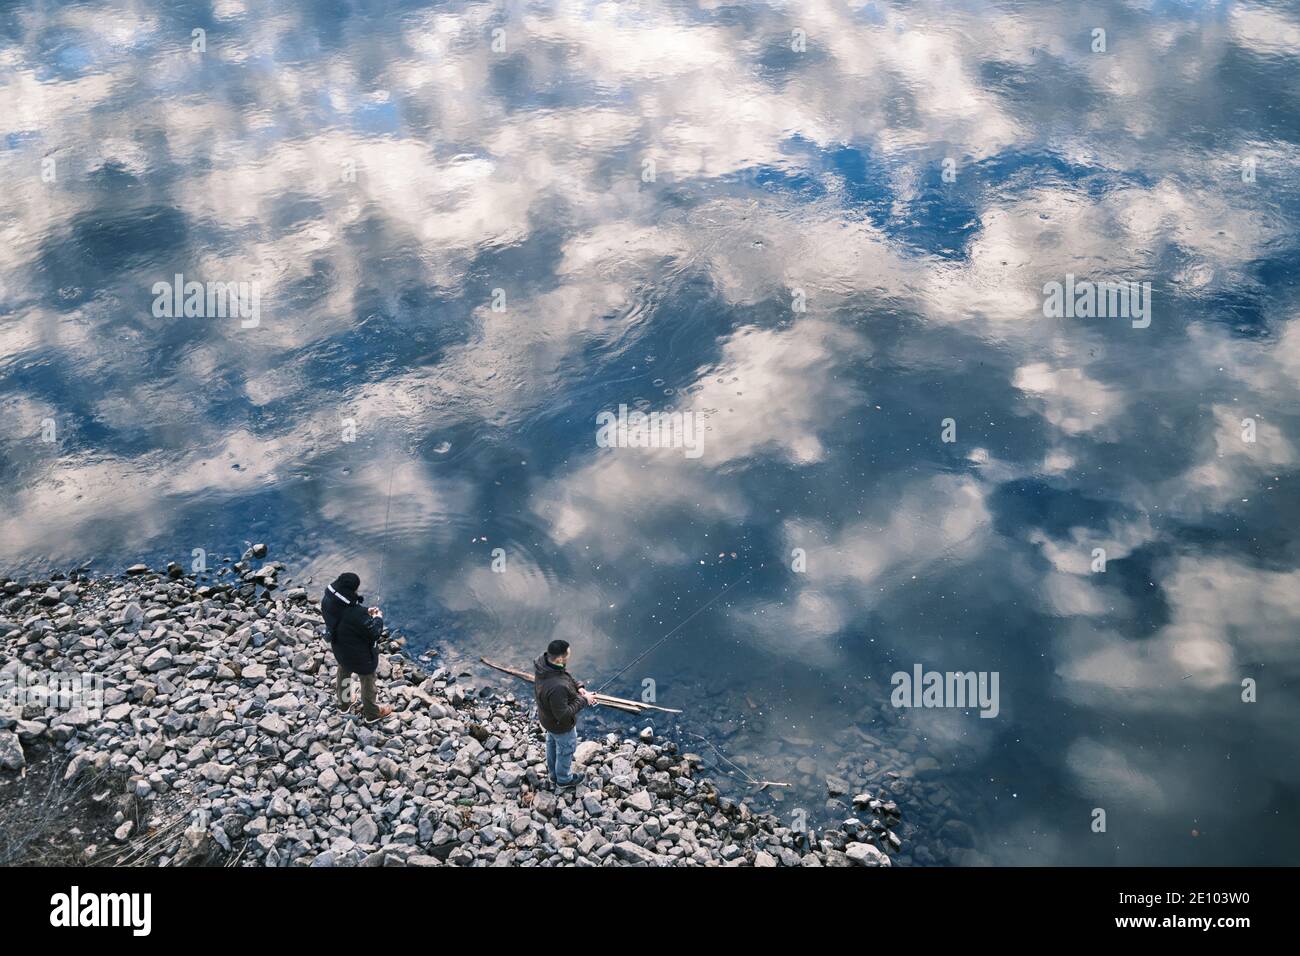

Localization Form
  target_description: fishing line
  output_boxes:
[483,566,789,792]
[683,730,761,788]
[595,568,753,693]
[592,567,796,792]
[374,445,398,603]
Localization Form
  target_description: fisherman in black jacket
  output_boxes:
[533,639,597,788]
[321,572,393,722]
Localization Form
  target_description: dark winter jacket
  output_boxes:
[533,654,588,734]
[321,581,384,675]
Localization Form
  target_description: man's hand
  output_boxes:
[368,606,382,618]
[580,689,598,705]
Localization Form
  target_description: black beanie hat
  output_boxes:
[333,572,361,593]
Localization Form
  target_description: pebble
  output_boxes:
[0,560,917,868]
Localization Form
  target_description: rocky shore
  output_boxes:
[0,554,903,867]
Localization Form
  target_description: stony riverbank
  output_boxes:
[0,554,904,867]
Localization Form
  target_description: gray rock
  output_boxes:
[613,841,660,866]
[845,842,892,867]
[352,814,379,845]
[0,730,25,770]
[257,713,288,736]
[104,703,131,721]
[142,648,173,672]
[198,761,234,783]
[573,741,602,766]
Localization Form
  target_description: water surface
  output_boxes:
[2,0,1299,864]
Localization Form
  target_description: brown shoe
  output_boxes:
[365,705,395,724]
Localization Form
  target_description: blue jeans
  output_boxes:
[545,728,578,784]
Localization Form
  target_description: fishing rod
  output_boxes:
[480,659,682,714]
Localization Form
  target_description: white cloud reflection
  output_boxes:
[1,0,1298,864]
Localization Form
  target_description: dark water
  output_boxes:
[3,0,1300,865]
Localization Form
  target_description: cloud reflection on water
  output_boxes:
[1,0,1298,863]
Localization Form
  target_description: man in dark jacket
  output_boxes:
[534,639,597,788]
[321,572,393,722]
